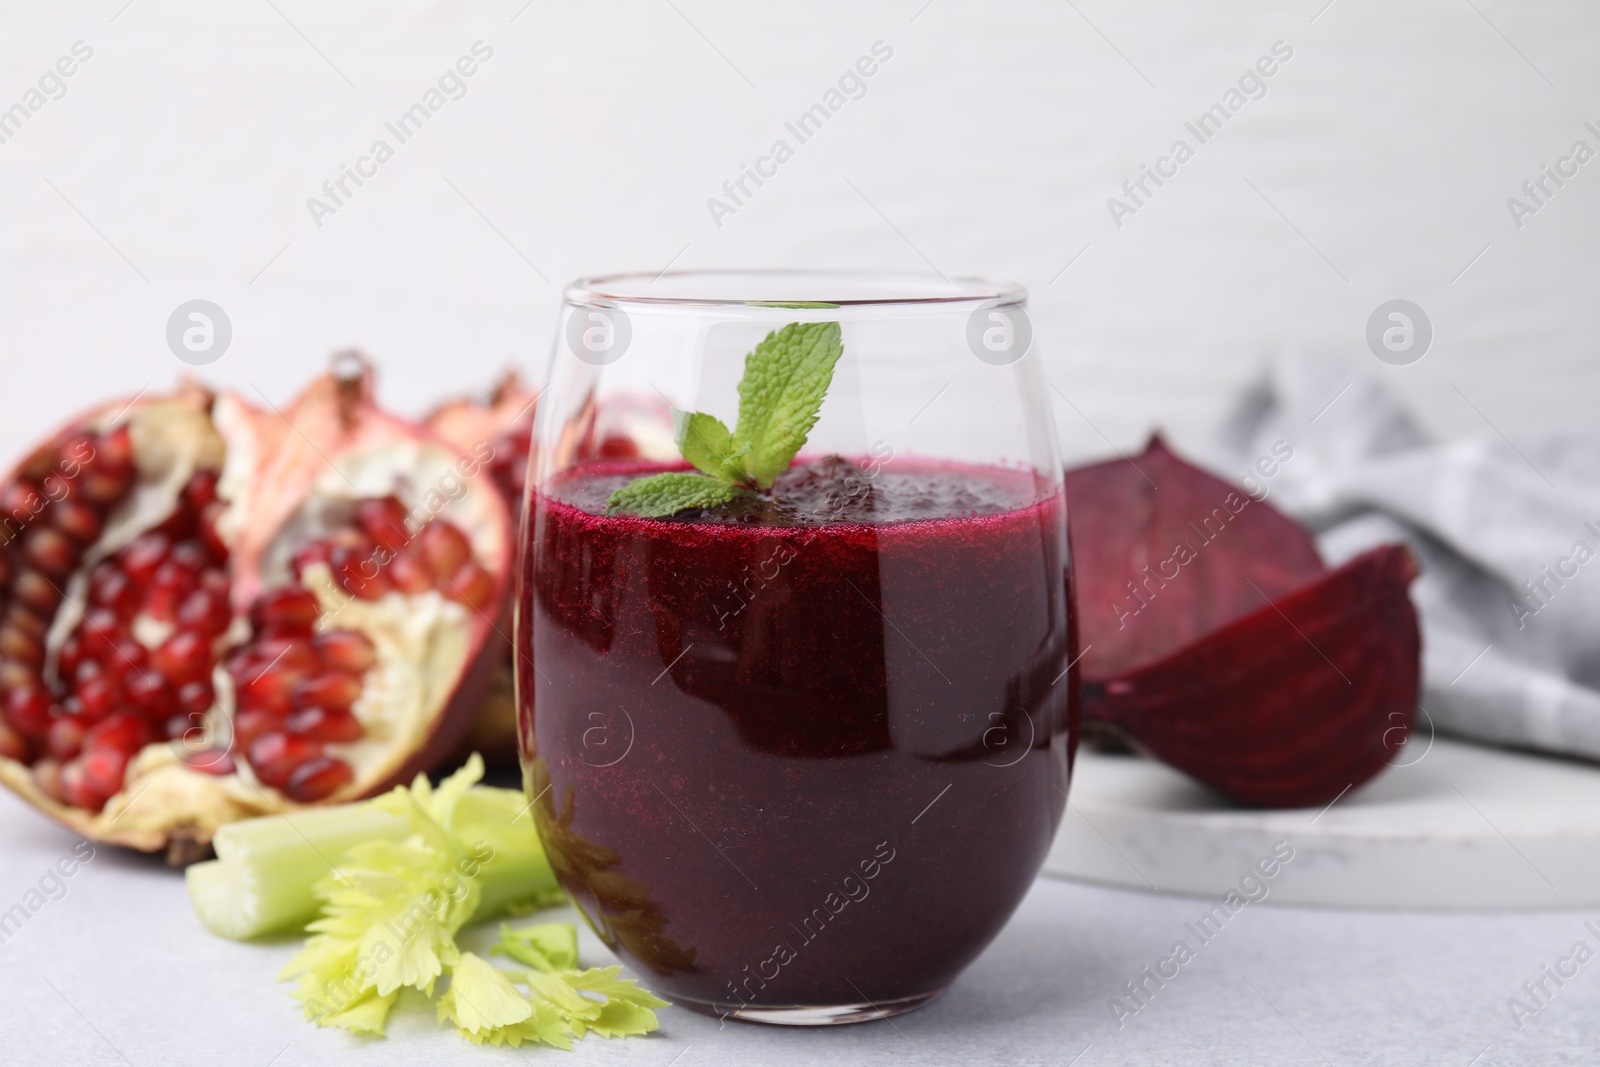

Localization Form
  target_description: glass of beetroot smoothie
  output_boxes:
[516,271,1076,1025]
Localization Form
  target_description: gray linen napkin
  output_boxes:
[1196,353,1600,763]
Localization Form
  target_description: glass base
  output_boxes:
[674,988,945,1026]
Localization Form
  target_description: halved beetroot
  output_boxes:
[0,357,512,861]
[1065,436,1422,807]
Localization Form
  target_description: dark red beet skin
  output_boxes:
[519,458,1076,1011]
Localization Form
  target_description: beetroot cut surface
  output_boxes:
[1064,436,1422,807]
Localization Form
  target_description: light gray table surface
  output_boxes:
[2,2,1598,1064]
[1,784,1594,1067]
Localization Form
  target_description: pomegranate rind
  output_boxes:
[1082,544,1422,808]
[1065,435,1325,681]
[425,371,538,469]
[424,373,539,767]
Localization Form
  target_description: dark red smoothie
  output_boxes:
[518,456,1076,1016]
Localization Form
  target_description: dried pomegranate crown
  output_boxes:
[0,358,512,862]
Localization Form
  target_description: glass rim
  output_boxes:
[564,269,1027,309]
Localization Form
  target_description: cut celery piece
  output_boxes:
[187,805,407,940]
[187,784,563,941]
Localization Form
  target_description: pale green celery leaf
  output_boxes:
[566,965,671,1009]
[457,1000,575,1050]
[319,988,400,1035]
[731,321,843,487]
[437,953,533,1034]
[673,408,747,483]
[369,753,485,856]
[492,922,578,973]
[563,967,668,1039]
[606,471,740,517]
[528,970,605,1021]
[282,837,479,1012]
[572,997,664,1040]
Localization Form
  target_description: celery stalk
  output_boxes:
[187,784,562,941]
[188,806,409,940]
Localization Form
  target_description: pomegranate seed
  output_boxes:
[231,710,279,749]
[386,546,434,594]
[250,588,320,636]
[47,716,86,760]
[184,470,219,510]
[4,605,47,639]
[51,499,103,544]
[32,758,64,802]
[118,533,170,585]
[169,540,209,574]
[443,562,496,610]
[290,672,361,714]
[233,647,311,715]
[89,566,140,617]
[83,713,151,755]
[164,713,200,743]
[3,682,53,737]
[182,748,236,776]
[153,630,212,684]
[23,525,77,576]
[200,568,230,597]
[125,672,177,719]
[13,567,63,613]
[107,636,151,679]
[0,720,31,762]
[56,634,84,682]
[177,679,214,717]
[290,541,332,582]
[60,759,105,810]
[284,757,353,802]
[151,505,197,540]
[199,502,229,562]
[77,608,123,653]
[0,660,35,690]
[313,630,377,674]
[331,546,390,601]
[285,706,363,743]
[80,469,133,505]
[176,587,232,636]
[78,746,130,804]
[420,522,472,580]
[1,480,44,518]
[91,425,135,475]
[0,624,44,665]
[152,557,200,597]
[75,672,121,719]
[143,583,183,623]
[247,731,323,789]
[355,496,413,553]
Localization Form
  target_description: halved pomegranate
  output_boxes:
[0,357,512,862]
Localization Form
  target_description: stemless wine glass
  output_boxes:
[516,271,1076,1025]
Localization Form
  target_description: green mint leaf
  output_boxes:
[731,321,843,488]
[606,472,740,517]
[672,408,747,483]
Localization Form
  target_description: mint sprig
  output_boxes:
[606,321,843,517]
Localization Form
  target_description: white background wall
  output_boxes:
[0,0,1594,466]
